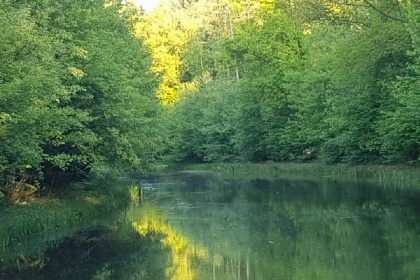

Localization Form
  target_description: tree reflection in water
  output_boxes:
[2,174,420,279]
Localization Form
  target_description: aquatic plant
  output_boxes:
[180,162,420,189]
[129,183,141,202]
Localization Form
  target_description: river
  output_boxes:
[1,171,420,279]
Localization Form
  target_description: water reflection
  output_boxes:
[138,174,420,280]
[1,173,420,280]
[129,204,208,280]
[127,201,258,280]
[0,225,169,280]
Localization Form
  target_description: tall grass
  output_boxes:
[180,162,420,189]
[0,173,131,248]
[129,183,141,202]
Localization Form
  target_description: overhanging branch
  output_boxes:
[364,0,405,23]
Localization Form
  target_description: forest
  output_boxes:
[1,0,420,194]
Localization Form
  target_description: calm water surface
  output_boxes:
[1,172,420,279]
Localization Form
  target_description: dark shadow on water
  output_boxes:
[1,226,169,280]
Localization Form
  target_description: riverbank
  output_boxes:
[0,172,131,249]
[2,161,419,248]
[173,162,420,189]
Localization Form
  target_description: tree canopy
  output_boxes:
[2,0,420,191]
[142,0,420,165]
[0,0,163,188]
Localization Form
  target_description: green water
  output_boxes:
[1,172,420,280]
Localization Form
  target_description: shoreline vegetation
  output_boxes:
[2,161,420,250]
[172,162,420,189]
[0,172,131,250]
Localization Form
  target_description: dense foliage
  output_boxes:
[0,0,162,190]
[3,0,420,193]
[146,0,420,165]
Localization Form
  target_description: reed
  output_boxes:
[129,183,141,201]
[0,182,130,248]
[180,162,420,189]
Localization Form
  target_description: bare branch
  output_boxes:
[363,0,405,23]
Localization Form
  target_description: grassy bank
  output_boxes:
[177,162,420,189]
[0,172,131,249]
